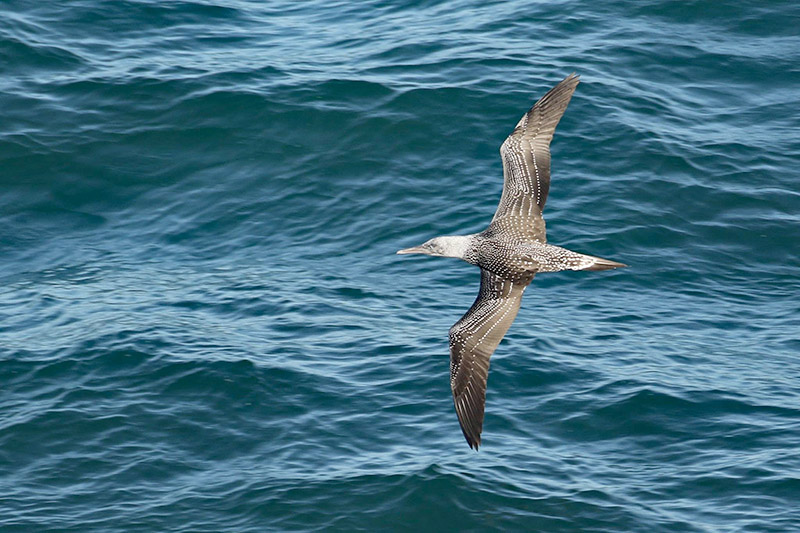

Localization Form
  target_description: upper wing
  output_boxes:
[449,269,531,449]
[491,74,580,238]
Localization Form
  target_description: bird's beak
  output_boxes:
[396,245,428,255]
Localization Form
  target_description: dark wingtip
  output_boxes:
[526,73,581,121]
[455,401,483,450]
[455,397,485,451]
[560,72,580,87]
[464,432,481,451]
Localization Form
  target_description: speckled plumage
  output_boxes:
[397,74,627,450]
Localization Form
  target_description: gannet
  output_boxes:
[397,74,626,449]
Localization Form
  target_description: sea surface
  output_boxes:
[2,1,799,531]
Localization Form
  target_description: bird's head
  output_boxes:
[396,235,471,259]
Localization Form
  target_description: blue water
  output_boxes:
[2,0,800,531]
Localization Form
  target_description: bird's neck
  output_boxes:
[437,235,477,261]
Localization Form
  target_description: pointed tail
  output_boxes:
[581,255,628,271]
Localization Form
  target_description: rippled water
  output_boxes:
[2,0,799,531]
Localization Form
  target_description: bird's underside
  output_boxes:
[397,73,626,449]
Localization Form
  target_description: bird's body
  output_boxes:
[414,233,620,280]
[397,74,626,449]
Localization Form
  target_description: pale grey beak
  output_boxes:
[397,246,428,255]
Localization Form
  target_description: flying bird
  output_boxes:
[397,74,626,449]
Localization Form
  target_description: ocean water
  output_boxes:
[2,0,799,530]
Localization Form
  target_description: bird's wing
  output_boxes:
[491,74,580,238]
[449,269,530,449]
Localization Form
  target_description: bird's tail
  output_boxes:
[579,255,628,271]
